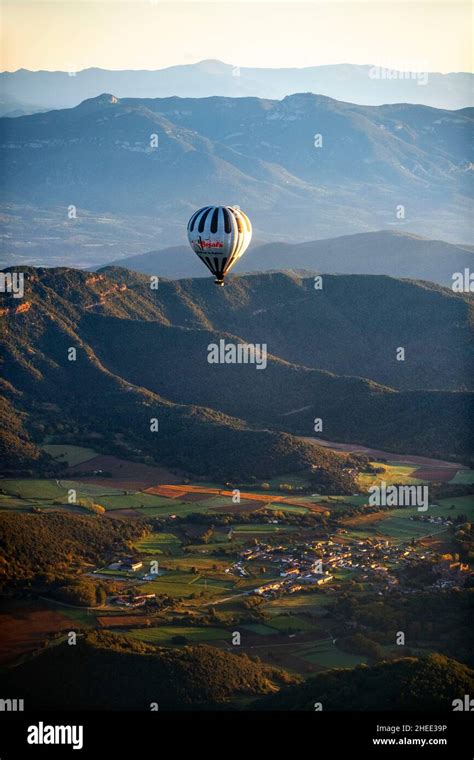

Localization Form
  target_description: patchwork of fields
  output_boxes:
[1,444,472,677]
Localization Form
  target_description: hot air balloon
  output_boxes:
[187,205,252,286]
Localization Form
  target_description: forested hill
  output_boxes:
[4,636,472,711]
[1,267,472,478]
[3,631,295,710]
[255,653,474,711]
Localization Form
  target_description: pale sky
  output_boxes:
[1,1,472,73]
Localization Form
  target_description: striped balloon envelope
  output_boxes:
[187,205,252,286]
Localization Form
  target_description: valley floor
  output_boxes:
[1,441,472,694]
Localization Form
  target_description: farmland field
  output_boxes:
[0,601,95,665]
[140,500,212,517]
[136,572,200,598]
[3,448,472,695]
[67,454,181,487]
[351,500,473,523]
[343,501,462,542]
[197,496,240,508]
[265,615,317,633]
[135,533,182,554]
[97,615,153,628]
[0,479,67,500]
[297,639,368,669]
[160,556,229,573]
[59,480,126,497]
[241,623,279,635]
[92,493,175,510]
[136,571,234,599]
[233,523,298,534]
[41,445,98,467]
[125,626,226,645]
[193,577,234,590]
[413,467,460,482]
[436,496,474,520]
[358,463,422,489]
[376,515,448,541]
[264,503,309,514]
[451,470,474,485]
[265,594,333,614]
[0,493,38,511]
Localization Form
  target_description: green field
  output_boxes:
[340,495,371,507]
[98,494,211,517]
[137,572,200,598]
[0,478,152,512]
[265,503,309,515]
[135,532,182,555]
[358,463,421,489]
[375,498,474,523]
[41,445,98,467]
[59,480,125,497]
[241,623,279,635]
[233,523,297,534]
[0,479,295,519]
[264,594,332,615]
[265,615,316,633]
[297,639,368,669]
[0,479,67,500]
[193,577,234,591]
[137,506,178,518]
[344,501,458,543]
[0,493,34,511]
[141,501,213,517]
[377,514,448,541]
[265,474,312,489]
[136,571,233,599]
[451,470,474,485]
[126,626,226,645]
[93,493,172,510]
[161,556,229,573]
[436,496,474,520]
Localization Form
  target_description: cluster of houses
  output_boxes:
[111,593,156,608]
[227,534,467,597]
[409,514,453,527]
[253,570,334,597]
[225,561,249,578]
[102,522,471,609]
[431,559,470,589]
[239,544,335,596]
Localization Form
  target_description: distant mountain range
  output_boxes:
[1,92,472,265]
[1,60,472,115]
[1,268,472,479]
[105,230,474,287]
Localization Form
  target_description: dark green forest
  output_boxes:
[3,631,295,710]
[1,267,473,482]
